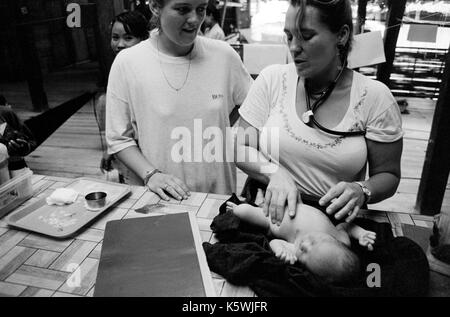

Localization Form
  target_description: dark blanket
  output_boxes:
[202,194,430,297]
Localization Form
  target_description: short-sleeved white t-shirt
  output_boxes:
[106,35,252,194]
[204,24,225,41]
[239,63,403,199]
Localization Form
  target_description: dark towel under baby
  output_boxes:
[202,194,429,297]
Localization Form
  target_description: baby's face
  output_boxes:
[295,232,345,277]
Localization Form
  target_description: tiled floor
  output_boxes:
[1,174,447,297]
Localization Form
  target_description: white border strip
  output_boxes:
[187,211,217,297]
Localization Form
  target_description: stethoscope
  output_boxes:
[301,63,366,137]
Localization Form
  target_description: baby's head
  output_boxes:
[295,232,360,284]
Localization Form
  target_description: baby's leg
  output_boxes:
[226,202,270,231]
[269,204,304,243]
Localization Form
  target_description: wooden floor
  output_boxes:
[1,63,449,215]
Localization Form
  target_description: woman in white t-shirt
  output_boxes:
[235,0,403,225]
[106,0,252,200]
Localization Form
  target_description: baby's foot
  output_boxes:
[269,239,298,265]
[359,230,377,251]
[226,201,237,212]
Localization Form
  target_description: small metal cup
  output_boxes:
[85,191,107,209]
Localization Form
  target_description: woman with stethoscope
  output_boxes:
[235,0,403,225]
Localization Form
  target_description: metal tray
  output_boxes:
[5,177,131,238]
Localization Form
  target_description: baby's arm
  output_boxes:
[337,223,377,251]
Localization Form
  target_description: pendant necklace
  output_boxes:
[157,37,192,92]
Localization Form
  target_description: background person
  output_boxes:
[0,95,37,178]
[203,1,225,41]
[98,10,150,181]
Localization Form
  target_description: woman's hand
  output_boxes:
[263,168,299,226]
[319,181,365,222]
[100,152,114,173]
[7,138,32,156]
[146,172,190,201]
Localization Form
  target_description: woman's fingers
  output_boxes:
[172,178,191,197]
[164,184,183,201]
[345,205,360,223]
[8,140,19,150]
[167,181,189,200]
[268,191,279,224]
[155,188,170,201]
[275,192,287,225]
[148,174,191,201]
[333,196,355,220]
[263,190,272,217]
[319,182,345,207]
[287,190,298,217]
[327,192,353,219]
[321,182,366,220]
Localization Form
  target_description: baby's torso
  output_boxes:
[270,204,343,243]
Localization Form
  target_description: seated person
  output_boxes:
[0,95,37,176]
[226,201,376,284]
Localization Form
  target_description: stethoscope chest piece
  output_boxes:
[302,110,314,124]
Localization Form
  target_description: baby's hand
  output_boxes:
[359,230,376,251]
[269,239,297,265]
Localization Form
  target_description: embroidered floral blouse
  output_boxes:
[239,63,403,199]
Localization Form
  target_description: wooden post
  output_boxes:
[376,0,407,87]
[221,0,228,29]
[415,43,450,216]
[113,0,125,14]
[11,0,49,111]
[355,0,368,34]
[60,0,76,66]
[89,0,116,88]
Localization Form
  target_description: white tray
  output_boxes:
[5,177,131,238]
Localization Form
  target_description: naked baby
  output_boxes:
[226,201,376,284]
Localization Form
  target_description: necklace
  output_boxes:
[157,37,192,92]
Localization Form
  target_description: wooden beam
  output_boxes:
[113,0,125,14]
[415,43,450,216]
[376,0,407,87]
[355,0,368,34]
[89,0,116,88]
